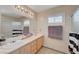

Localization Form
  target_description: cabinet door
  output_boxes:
[24,44,32,54]
[37,36,44,51]
[31,41,37,54]
[37,38,41,50]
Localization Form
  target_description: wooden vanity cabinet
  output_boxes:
[10,36,44,54]
[10,44,32,54]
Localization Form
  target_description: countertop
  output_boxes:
[0,33,44,54]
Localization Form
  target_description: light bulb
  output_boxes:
[17,5,21,8]
[15,5,34,18]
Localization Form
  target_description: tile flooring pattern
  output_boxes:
[37,47,63,54]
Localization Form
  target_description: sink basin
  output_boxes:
[0,40,16,46]
[0,34,32,47]
[0,39,23,48]
[0,37,23,47]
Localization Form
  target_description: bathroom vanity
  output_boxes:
[0,34,44,54]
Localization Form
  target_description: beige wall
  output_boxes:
[22,18,37,35]
[29,18,37,35]
[37,5,79,53]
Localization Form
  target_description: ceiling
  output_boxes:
[28,5,59,12]
[0,5,24,18]
[0,5,59,18]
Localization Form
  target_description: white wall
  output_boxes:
[37,6,78,53]
[72,9,79,33]
[73,22,79,33]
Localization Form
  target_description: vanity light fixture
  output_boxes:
[15,5,34,18]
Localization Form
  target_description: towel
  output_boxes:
[69,33,79,54]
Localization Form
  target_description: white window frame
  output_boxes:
[48,13,64,26]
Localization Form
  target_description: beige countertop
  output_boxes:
[0,33,44,54]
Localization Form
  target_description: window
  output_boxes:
[48,15,63,40]
[24,20,30,26]
[48,16,63,24]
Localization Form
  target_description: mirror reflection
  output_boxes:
[0,5,35,44]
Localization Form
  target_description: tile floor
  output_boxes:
[37,47,63,54]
